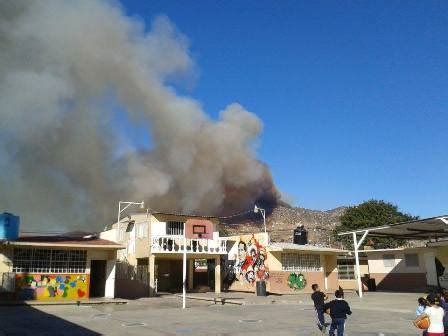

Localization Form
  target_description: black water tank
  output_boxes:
[293,225,308,245]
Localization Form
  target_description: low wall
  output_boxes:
[370,273,427,291]
[15,274,89,301]
[115,279,149,299]
[268,271,325,294]
[227,271,328,294]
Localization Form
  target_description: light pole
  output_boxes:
[116,201,145,242]
[254,205,268,244]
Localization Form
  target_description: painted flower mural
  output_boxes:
[16,274,89,301]
[287,273,307,290]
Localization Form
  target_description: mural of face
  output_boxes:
[237,241,247,260]
[233,235,269,285]
[245,269,255,283]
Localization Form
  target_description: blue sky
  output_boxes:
[120,0,447,218]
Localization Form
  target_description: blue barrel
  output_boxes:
[0,213,20,240]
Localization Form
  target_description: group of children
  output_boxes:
[415,290,448,336]
[311,284,352,336]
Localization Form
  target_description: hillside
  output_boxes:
[220,206,346,248]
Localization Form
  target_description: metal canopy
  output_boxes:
[338,215,448,240]
[337,215,448,298]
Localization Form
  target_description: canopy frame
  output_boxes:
[338,215,448,298]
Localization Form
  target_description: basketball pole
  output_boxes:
[182,223,187,309]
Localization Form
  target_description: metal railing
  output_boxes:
[151,235,227,254]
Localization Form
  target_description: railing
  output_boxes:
[151,235,227,254]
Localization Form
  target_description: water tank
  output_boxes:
[293,225,308,245]
[0,213,20,240]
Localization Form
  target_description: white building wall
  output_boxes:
[105,259,116,298]
[151,221,166,236]
[367,251,426,274]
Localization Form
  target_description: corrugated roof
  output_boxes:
[4,236,124,249]
[338,215,448,240]
[268,242,347,253]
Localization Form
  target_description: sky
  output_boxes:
[119,0,448,218]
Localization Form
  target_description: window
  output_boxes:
[281,253,321,272]
[119,227,125,242]
[337,259,355,280]
[405,254,419,268]
[13,248,87,273]
[166,221,184,236]
[383,254,396,267]
[137,222,148,239]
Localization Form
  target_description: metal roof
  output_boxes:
[268,242,347,254]
[338,215,448,240]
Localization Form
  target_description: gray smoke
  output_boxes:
[0,0,279,232]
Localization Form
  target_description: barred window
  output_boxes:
[167,221,184,236]
[337,259,355,280]
[13,248,87,273]
[281,253,321,272]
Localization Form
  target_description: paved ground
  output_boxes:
[0,293,423,335]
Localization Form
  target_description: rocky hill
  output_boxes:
[220,206,346,248]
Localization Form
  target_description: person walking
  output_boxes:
[323,289,352,336]
[414,294,445,336]
[311,283,328,333]
[439,290,448,336]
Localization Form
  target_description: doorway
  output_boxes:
[90,260,107,297]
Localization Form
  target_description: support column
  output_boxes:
[353,230,369,298]
[105,258,116,298]
[424,251,438,287]
[188,259,194,290]
[214,256,221,294]
[321,254,328,290]
[149,254,156,297]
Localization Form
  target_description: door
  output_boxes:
[90,260,107,297]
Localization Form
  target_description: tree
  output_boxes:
[333,200,418,249]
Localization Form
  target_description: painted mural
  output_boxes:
[287,273,307,290]
[16,274,89,301]
[234,235,269,284]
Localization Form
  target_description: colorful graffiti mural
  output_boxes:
[16,274,89,301]
[234,235,269,284]
[287,273,307,290]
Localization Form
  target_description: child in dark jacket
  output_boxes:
[323,290,352,336]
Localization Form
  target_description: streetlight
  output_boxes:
[254,205,268,244]
[116,201,145,242]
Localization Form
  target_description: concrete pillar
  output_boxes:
[188,259,194,290]
[424,251,438,287]
[104,258,116,298]
[214,256,221,294]
[320,254,328,290]
[149,254,156,296]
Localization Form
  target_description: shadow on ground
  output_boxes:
[0,305,99,335]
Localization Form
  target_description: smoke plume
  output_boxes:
[0,0,280,231]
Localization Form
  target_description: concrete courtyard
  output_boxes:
[0,292,423,335]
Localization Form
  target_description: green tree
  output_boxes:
[333,200,418,249]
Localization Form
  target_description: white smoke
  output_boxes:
[0,0,279,231]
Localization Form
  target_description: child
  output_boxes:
[311,283,328,333]
[414,294,445,336]
[416,297,428,316]
[323,289,352,336]
[416,297,429,336]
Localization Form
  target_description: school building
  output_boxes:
[0,234,123,301]
[208,232,352,294]
[100,212,228,298]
